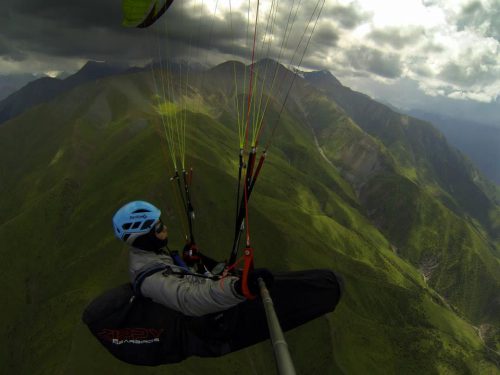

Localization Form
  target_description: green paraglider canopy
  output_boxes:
[122,0,175,28]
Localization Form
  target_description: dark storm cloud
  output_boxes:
[8,0,118,29]
[346,47,403,79]
[0,0,329,71]
[0,0,137,63]
[0,36,27,61]
[0,1,227,64]
[159,7,245,57]
[313,23,340,48]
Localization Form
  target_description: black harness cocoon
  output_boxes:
[82,269,342,366]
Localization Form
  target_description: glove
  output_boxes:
[182,243,201,266]
[234,268,274,297]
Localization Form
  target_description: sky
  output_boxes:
[0,0,499,124]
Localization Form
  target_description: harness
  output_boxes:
[132,254,220,297]
[132,263,170,296]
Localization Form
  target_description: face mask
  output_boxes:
[132,229,168,252]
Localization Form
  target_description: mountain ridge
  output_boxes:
[0,61,129,125]
[301,69,500,327]
[302,71,499,226]
[406,109,500,185]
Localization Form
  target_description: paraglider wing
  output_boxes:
[122,0,175,28]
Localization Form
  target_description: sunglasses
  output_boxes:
[154,220,166,234]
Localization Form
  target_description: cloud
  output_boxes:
[0,36,27,61]
[439,57,497,87]
[422,29,500,100]
[8,0,118,29]
[339,75,500,124]
[0,0,327,75]
[447,90,492,102]
[368,26,425,50]
[345,46,402,78]
[312,22,340,48]
[0,0,129,63]
[455,0,500,41]
[325,4,370,30]
[324,0,500,105]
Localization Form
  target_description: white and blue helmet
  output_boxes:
[113,201,161,245]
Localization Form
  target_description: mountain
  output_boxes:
[303,70,499,227]
[0,61,128,124]
[0,61,499,374]
[303,67,500,317]
[406,109,500,185]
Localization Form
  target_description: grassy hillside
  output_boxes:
[303,70,500,346]
[0,66,499,374]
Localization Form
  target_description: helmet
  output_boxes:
[113,201,161,245]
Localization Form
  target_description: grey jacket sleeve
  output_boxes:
[140,273,246,317]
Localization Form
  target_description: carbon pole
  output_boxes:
[258,278,297,375]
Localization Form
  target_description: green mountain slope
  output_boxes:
[1,63,499,374]
[303,71,499,227]
[303,69,500,330]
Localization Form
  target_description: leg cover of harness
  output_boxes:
[82,269,342,366]
[218,269,342,353]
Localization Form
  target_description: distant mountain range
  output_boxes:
[3,61,497,189]
[0,61,129,124]
[0,73,40,101]
[406,110,500,185]
[0,60,498,374]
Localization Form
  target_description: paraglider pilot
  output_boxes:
[112,200,274,316]
[82,200,341,366]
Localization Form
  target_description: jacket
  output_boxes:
[128,247,245,317]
